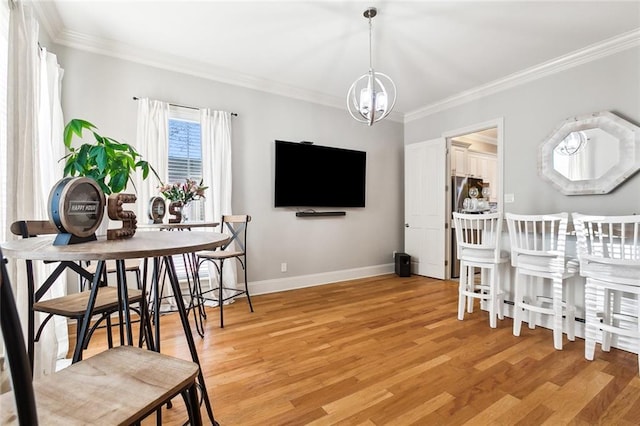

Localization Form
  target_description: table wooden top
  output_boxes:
[1,231,229,262]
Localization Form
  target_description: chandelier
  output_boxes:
[347,7,397,126]
[556,131,587,156]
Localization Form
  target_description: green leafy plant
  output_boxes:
[61,119,159,194]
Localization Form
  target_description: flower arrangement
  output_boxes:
[158,178,208,204]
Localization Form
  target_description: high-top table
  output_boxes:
[1,230,229,424]
[139,221,220,336]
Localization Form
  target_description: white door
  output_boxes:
[404,138,447,279]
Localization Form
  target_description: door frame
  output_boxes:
[442,117,504,279]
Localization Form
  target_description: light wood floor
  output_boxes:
[76,274,640,425]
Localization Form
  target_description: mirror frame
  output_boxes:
[539,111,640,195]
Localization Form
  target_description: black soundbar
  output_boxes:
[295,211,346,217]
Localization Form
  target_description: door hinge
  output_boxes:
[445,223,449,229]
[445,260,449,266]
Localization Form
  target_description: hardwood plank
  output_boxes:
[68,274,639,425]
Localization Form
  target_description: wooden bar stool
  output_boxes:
[196,214,254,328]
[0,249,203,425]
[452,212,509,328]
[573,213,640,374]
[506,212,577,350]
[9,220,148,367]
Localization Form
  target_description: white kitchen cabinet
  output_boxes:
[450,141,470,176]
[467,151,498,202]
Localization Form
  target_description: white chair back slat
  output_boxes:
[573,213,640,277]
[453,212,503,264]
[505,213,569,271]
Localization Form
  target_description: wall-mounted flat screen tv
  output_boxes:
[274,140,366,208]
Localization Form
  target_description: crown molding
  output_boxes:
[405,28,640,124]
[29,0,62,39]
[45,25,404,123]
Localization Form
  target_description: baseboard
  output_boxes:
[248,263,395,295]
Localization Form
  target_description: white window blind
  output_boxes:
[168,108,205,222]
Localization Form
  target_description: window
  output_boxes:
[168,106,204,221]
[167,107,208,281]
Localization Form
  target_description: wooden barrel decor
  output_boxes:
[148,196,166,224]
[48,177,105,245]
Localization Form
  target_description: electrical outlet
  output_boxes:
[281,262,287,273]
[505,193,515,203]
[392,250,397,259]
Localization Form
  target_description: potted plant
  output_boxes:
[158,178,208,223]
[61,119,159,194]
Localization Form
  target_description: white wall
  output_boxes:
[405,47,640,216]
[54,47,405,292]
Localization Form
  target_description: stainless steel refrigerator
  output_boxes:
[451,176,483,277]
[452,176,484,213]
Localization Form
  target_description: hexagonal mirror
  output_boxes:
[539,111,640,195]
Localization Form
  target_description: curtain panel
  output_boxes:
[6,1,66,377]
[200,110,238,295]
[133,97,169,221]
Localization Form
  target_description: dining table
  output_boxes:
[139,221,219,337]
[1,230,229,424]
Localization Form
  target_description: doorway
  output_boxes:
[444,119,504,280]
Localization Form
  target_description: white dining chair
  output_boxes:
[452,212,509,328]
[506,212,577,350]
[573,213,640,374]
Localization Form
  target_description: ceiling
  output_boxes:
[33,1,640,122]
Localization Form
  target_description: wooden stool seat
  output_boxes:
[33,287,143,317]
[0,346,200,425]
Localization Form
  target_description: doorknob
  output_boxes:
[405,223,409,228]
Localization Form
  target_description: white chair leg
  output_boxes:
[584,280,598,361]
[566,279,576,342]
[497,264,504,320]
[636,294,640,376]
[488,267,497,328]
[602,288,613,352]
[528,276,536,330]
[467,266,475,314]
[513,271,523,337]
[458,262,467,321]
[553,277,564,350]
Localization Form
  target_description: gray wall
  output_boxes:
[55,47,404,288]
[405,47,640,215]
[53,43,639,291]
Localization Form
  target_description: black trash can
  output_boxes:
[395,252,411,277]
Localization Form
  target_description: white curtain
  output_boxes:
[133,98,171,306]
[200,110,238,295]
[6,1,66,377]
[133,97,169,221]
